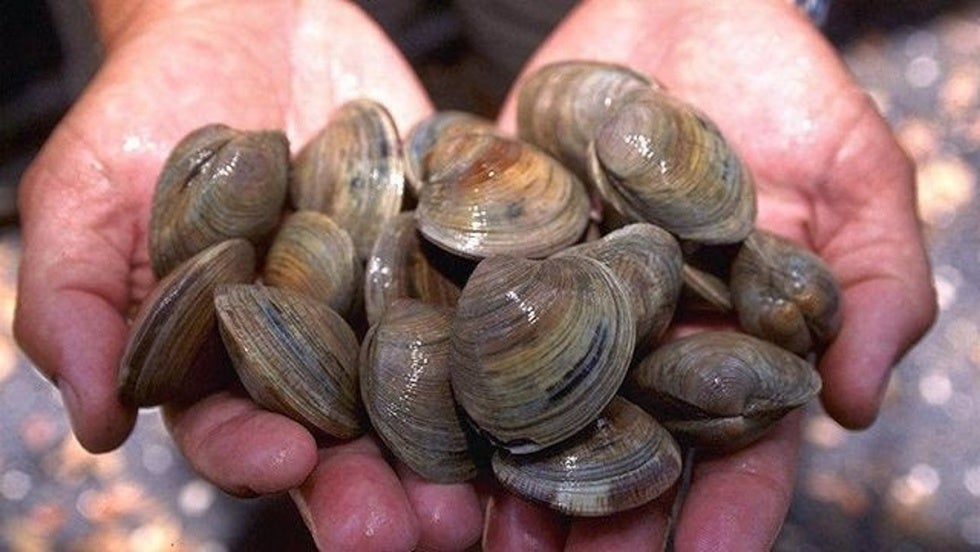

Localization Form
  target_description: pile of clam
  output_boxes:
[118,60,840,517]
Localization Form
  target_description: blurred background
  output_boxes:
[1,0,979,549]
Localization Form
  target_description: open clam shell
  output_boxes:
[450,255,636,454]
[731,229,842,354]
[360,299,478,482]
[416,133,590,259]
[290,99,405,261]
[149,124,288,278]
[492,397,682,517]
[263,210,361,318]
[215,284,362,439]
[588,88,756,244]
[119,239,256,407]
[623,330,821,451]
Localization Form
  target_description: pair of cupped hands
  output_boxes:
[14,0,936,549]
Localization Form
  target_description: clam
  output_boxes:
[553,223,683,354]
[416,133,590,259]
[263,210,361,317]
[450,255,636,454]
[363,211,466,327]
[403,110,497,197]
[215,284,362,439]
[492,397,682,517]
[290,99,405,261]
[119,239,256,407]
[623,330,821,451]
[587,88,756,244]
[149,124,288,278]
[517,60,656,179]
[731,229,842,354]
[360,299,478,482]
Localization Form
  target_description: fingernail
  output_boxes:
[289,488,324,550]
[482,495,496,550]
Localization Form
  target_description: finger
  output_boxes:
[14,140,145,453]
[564,495,673,551]
[395,462,483,551]
[291,437,420,552]
[162,390,317,496]
[673,410,803,550]
[815,110,937,428]
[483,490,567,551]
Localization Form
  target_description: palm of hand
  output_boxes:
[15,1,935,551]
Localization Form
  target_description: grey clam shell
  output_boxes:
[119,239,256,407]
[360,299,477,482]
[215,284,362,439]
[624,330,821,451]
[492,397,682,517]
[450,255,636,454]
[588,88,757,244]
[416,133,591,259]
[731,229,842,354]
[149,124,288,278]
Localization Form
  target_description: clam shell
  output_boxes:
[731,229,842,354]
[553,223,683,354]
[450,255,636,454]
[149,124,288,278]
[517,60,656,179]
[215,284,362,439]
[290,99,405,261]
[623,330,821,451]
[118,239,256,407]
[403,110,497,197]
[360,299,477,482]
[588,88,756,244]
[264,210,361,317]
[416,133,590,259]
[363,211,466,327]
[492,397,682,516]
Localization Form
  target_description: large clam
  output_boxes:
[215,284,362,439]
[148,124,288,278]
[587,87,757,244]
[623,330,821,451]
[450,255,636,454]
[517,60,656,179]
[416,132,591,259]
[290,99,405,261]
[493,397,681,516]
[360,298,478,482]
[119,239,256,407]
[731,229,842,354]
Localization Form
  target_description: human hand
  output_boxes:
[488,0,937,548]
[14,2,487,550]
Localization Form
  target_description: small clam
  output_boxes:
[623,331,821,451]
[517,60,656,179]
[451,255,636,454]
[417,133,590,259]
[553,223,683,354]
[215,284,362,439]
[290,99,405,261]
[264,210,361,318]
[360,299,478,482]
[403,110,497,197]
[492,397,682,517]
[149,124,288,278]
[731,229,842,354]
[119,239,256,407]
[588,88,756,244]
[363,211,465,327]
